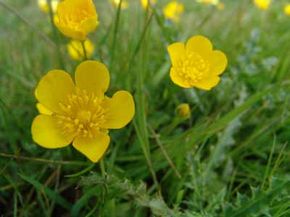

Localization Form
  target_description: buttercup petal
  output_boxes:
[194,76,221,91]
[73,133,110,162]
[169,68,191,88]
[35,70,75,113]
[102,91,135,129]
[32,115,74,149]
[75,61,110,97]
[210,50,228,75]
[167,42,185,66]
[186,35,213,57]
[36,103,52,115]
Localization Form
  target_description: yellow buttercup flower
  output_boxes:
[38,0,59,13]
[140,0,156,9]
[32,61,135,162]
[167,35,227,90]
[112,0,129,9]
[284,4,290,16]
[176,103,191,119]
[67,39,94,61]
[253,0,271,10]
[163,1,184,23]
[54,0,99,41]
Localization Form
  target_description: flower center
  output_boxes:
[173,52,210,85]
[55,89,105,138]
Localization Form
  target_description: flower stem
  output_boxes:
[81,40,88,60]
[100,159,106,177]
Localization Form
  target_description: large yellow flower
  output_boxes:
[54,0,99,41]
[32,61,135,162]
[167,35,227,90]
[67,39,94,61]
[253,0,271,10]
[163,1,184,23]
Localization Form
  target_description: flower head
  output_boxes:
[140,0,156,9]
[163,1,184,23]
[176,103,191,119]
[253,0,271,10]
[54,0,99,40]
[167,35,227,90]
[284,4,290,16]
[32,61,135,162]
[112,0,129,9]
[67,39,94,61]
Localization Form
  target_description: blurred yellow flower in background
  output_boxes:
[38,0,59,13]
[284,4,290,16]
[67,39,94,61]
[111,0,129,9]
[253,0,271,10]
[32,61,135,162]
[196,0,219,6]
[167,35,227,90]
[176,103,191,119]
[54,0,99,41]
[217,2,225,10]
[141,0,156,9]
[163,1,184,22]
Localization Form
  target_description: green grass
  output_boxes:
[1,0,290,216]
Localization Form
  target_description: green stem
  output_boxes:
[100,159,106,177]
[81,40,88,60]
[47,0,64,68]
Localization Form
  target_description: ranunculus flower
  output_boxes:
[32,61,135,162]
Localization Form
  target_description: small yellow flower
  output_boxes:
[196,0,219,6]
[38,0,59,13]
[284,4,290,16]
[217,2,225,10]
[167,35,227,90]
[253,0,271,10]
[32,61,135,162]
[54,0,99,41]
[140,0,156,9]
[67,39,94,61]
[163,1,184,23]
[176,103,191,119]
[112,0,129,9]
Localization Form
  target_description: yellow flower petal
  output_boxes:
[167,42,185,66]
[35,70,75,113]
[169,68,191,88]
[186,35,213,57]
[194,76,220,90]
[210,50,228,75]
[72,133,110,162]
[31,115,74,148]
[102,91,135,129]
[36,103,53,115]
[75,61,110,97]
